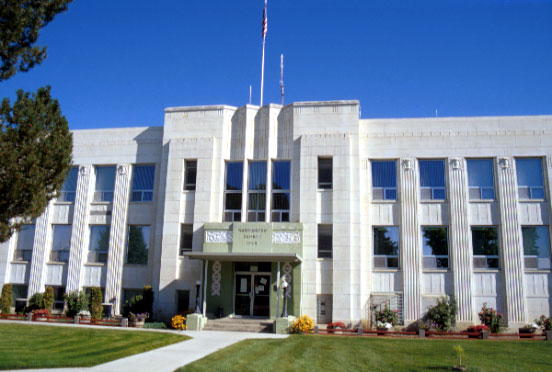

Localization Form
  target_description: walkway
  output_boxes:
[3,321,288,372]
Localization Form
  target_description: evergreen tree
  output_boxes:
[0,1,74,242]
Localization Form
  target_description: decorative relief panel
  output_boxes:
[206,231,233,243]
[211,261,221,296]
[272,231,301,244]
[282,262,293,284]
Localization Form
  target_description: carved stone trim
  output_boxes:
[79,165,89,175]
[450,158,462,170]
[272,231,301,244]
[282,262,293,284]
[498,157,510,169]
[117,164,128,175]
[205,231,233,243]
[211,261,221,296]
[401,159,413,171]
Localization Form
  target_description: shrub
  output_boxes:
[89,287,103,320]
[467,324,489,333]
[327,321,347,329]
[27,292,45,311]
[478,303,503,333]
[0,284,13,314]
[374,305,399,326]
[129,312,149,322]
[64,291,89,317]
[43,287,54,311]
[290,315,314,334]
[123,285,154,320]
[424,296,457,332]
[171,314,186,330]
[143,285,154,316]
[535,315,551,331]
[144,321,167,329]
[32,309,50,318]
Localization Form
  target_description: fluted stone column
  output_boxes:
[105,164,132,314]
[496,157,526,326]
[28,202,54,296]
[67,165,94,292]
[399,158,422,322]
[448,158,474,323]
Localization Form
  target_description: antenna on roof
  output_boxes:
[249,85,252,105]
[280,53,285,105]
[435,109,438,117]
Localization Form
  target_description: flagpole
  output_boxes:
[260,0,267,107]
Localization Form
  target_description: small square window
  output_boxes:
[522,226,551,270]
[516,158,545,200]
[318,225,332,258]
[419,160,446,201]
[184,160,197,191]
[422,227,449,269]
[180,224,193,255]
[472,227,499,269]
[373,227,399,268]
[372,160,397,201]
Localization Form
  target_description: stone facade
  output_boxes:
[0,100,551,328]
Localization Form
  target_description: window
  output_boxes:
[176,290,190,313]
[422,227,449,269]
[180,224,193,255]
[419,160,446,200]
[318,158,332,189]
[93,166,116,202]
[12,285,28,313]
[131,165,155,202]
[126,225,150,265]
[516,158,545,200]
[472,227,499,269]
[522,226,551,270]
[373,227,399,268]
[372,160,397,200]
[224,162,243,222]
[318,225,332,258]
[88,225,110,263]
[58,167,78,202]
[467,159,495,200]
[184,160,197,191]
[272,160,290,222]
[50,225,72,263]
[14,224,35,261]
[248,161,266,222]
[51,286,66,311]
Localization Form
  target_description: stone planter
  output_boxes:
[129,319,145,328]
[518,328,535,334]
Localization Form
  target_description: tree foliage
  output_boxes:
[0,284,13,314]
[0,0,73,81]
[89,287,103,320]
[0,87,73,242]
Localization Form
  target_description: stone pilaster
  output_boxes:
[66,165,94,292]
[105,164,132,314]
[399,158,422,322]
[447,158,473,323]
[28,202,54,296]
[496,157,526,325]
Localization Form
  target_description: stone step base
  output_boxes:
[203,317,273,333]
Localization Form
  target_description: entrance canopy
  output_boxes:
[182,252,302,262]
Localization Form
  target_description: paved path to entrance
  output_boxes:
[3,321,287,372]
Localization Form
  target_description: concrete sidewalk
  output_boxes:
[2,321,288,372]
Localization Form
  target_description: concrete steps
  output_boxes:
[203,317,273,333]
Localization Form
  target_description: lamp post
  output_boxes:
[194,280,201,314]
[280,278,288,318]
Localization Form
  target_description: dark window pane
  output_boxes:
[374,227,399,256]
[180,224,193,252]
[422,227,448,256]
[516,158,543,189]
[89,225,110,255]
[17,224,35,251]
[132,165,155,191]
[419,160,445,188]
[273,161,290,190]
[436,258,449,268]
[62,167,79,192]
[95,166,116,192]
[487,258,499,269]
[272,192,290,210]
[472,227,498,256]
[522,226,551,269]
[385,189,397,200]
[185,160,197,190]
[248,161,267,190]
[225,193,242,210]
[127,226,150,265]
[176,290,190,313]
[318,158,332,189]
[467,159,494,190]
[248,193,266,210]
[318,225,332,258]
[387,257,399,268]
[226,162,243,190]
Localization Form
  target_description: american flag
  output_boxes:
[262,0,268,39]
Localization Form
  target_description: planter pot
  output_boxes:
[34,317,48,322]
[80,316,91,323]
[518,328,535,334]
[129,319,145,328]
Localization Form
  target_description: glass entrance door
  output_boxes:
[234,273,270,317]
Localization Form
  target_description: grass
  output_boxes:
[177,335,552,372]
[0,323,188,370]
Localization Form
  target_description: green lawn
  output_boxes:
[0,323,188,370]
[177,335,552,372]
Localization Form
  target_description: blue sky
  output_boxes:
[0,0,551,129]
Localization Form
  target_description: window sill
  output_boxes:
[372,268,400,272]
[423,269,450,273]
[129,201,153,204]
[54,201,74,205]
[473,269,500,273]
[420,200,447,204]
[46,262,67,265]
[371,200,399,204]
[317,188,333,192]
[124,263,149,267]
[182,189,196,193]
[10,260,30,264]
[317,257,333,261]
[90,201,112,205]
[468,199,496,203]
[519,199,546,203]
[84,262,106,267]
[524,269,551,273]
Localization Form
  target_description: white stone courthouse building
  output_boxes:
[1,100,551,328]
